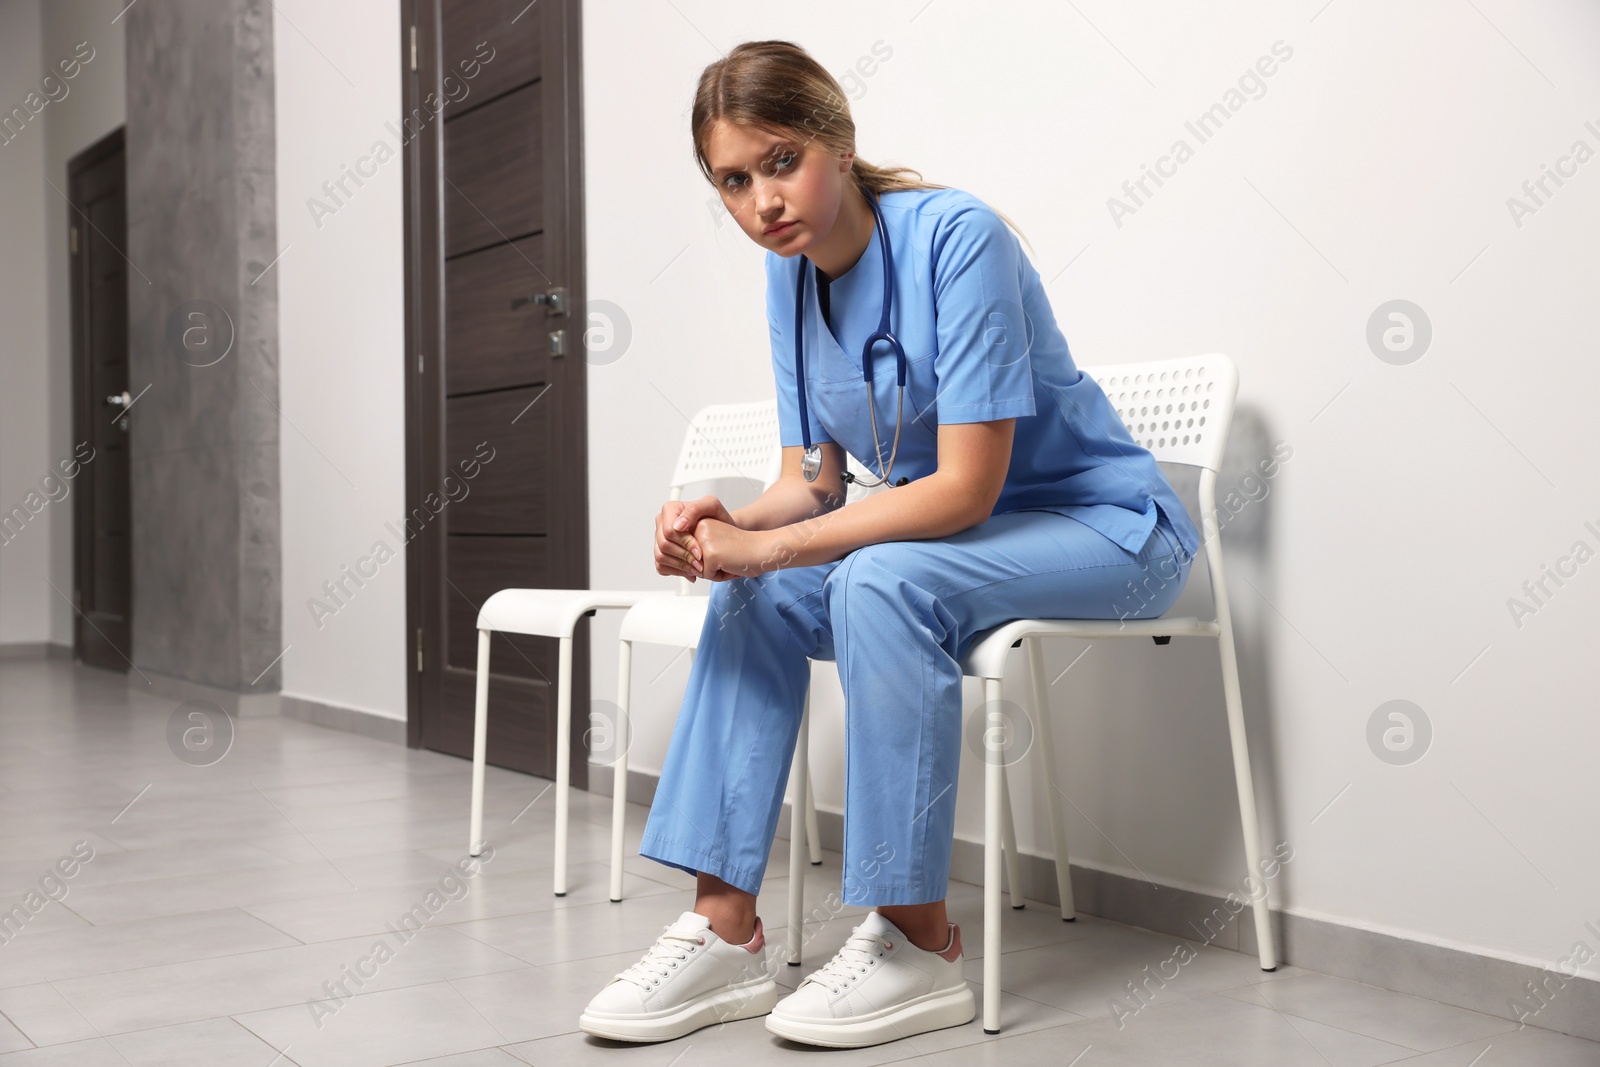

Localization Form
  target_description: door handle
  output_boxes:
[511,286,566,314]
[105,391,132,407]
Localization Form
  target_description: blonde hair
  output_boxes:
[691,40,1033,257]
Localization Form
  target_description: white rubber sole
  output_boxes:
[764,982,976,1048]
[578,974,779,1042]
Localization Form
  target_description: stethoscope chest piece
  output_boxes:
[801,444,822,482]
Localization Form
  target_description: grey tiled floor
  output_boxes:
[1,659,1596,1066]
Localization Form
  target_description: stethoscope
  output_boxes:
[793,192,910,488]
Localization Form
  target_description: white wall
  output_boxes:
[581,1,1600,980]
[272,0,408,720]
[0,0,50,645]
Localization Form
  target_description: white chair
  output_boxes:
[786,352,1280,1034]
[970,353,1278,1031]
[470,400,782,898]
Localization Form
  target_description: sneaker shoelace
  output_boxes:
[801,927,893,995]
[613,923,708,990]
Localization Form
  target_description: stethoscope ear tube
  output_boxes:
[793,191,908,487]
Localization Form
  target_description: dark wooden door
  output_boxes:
[69,128,133,672]
[403,0,590,787]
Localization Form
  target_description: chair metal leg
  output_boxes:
[982,675,1004,1034]
[999,760,1024,909]
[786,686,811,965]
[609,638,632,903]
[469,629,491,857]
[553,635,573,897]
[1026,636,1075,919]
[1210,548,1278,969]
[805,763,822,865]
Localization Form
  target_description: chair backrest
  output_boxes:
[668,399,782,497]
[838,352,1235,503]
[1079,353,1238,474]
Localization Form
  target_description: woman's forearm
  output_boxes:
[765,471,986,570]
[729,479,843,532]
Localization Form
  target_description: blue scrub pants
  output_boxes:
[637,506,1194,906]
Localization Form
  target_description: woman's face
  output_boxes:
[706,119,848,257]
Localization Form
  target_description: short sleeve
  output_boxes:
[930,204,1037,424]
[767,252,833,447]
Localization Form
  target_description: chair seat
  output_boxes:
[961,616,1219,678]
[476,587,677,637]
[617,593,714,648]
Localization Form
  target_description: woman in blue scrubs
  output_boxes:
[580,41,1200,1049]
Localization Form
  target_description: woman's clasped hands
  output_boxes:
[653,496,782,582]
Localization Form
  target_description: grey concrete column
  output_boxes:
[124,0,280,690]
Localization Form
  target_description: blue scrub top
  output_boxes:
[766,186,1200,563]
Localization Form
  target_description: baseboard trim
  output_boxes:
[140,668,283,719]
[117,663,407,745]
[585,763,1600,1044]
[0,641,74,661]
[278,694,407,745]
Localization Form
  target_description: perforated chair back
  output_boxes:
[839,354,1237,502]
[1080,352,1238,473]
[668,399,781,497]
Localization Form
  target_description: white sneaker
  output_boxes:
[578,909,778,1042]
[765,910,975,1048]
